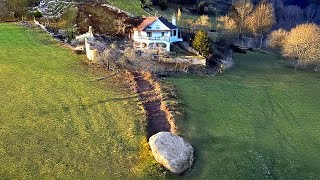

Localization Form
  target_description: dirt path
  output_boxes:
[132,71,174,138]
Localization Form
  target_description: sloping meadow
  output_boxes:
[0,24,163,179]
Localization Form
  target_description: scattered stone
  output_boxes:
[74,46,85,54]
[149,132,194,174]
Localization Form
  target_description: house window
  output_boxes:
[173,30,177,36]
[156,25,160,29]
[162,32,165,36]
[147,32,152,37]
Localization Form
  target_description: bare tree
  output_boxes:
[186,15,213,33]
[101,44,123,70]
[246,1,275,48]
[194,15,212,30]
[232,0,254,43]
[305,4,320,24]
[278,5,304,30]
[216,15,237,32]
[283,23,320,69]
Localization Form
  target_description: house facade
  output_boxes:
[131,16,183,51]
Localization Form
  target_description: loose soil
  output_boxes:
[132,72,173,138]
[76,2,142,35]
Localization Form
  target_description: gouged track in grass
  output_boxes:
[130,71,177,138]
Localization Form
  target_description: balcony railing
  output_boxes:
[136,36,170,42]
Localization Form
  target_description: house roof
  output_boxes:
[134,16,177,31]
[158,16,177,30]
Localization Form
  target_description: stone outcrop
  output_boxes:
[149,132,194,174]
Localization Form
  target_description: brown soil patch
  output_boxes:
[76,2,143,35]
[132,71,176,138]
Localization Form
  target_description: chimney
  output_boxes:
[88,26,93,38]
[172,15,176,26]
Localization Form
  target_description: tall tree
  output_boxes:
[232,0,254,42]
[177,7,182,21]
[247,1,275,48]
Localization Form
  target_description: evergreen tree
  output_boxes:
[192,30,211,58]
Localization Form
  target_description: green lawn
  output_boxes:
[168,52,320,179]
[0,24,162,179]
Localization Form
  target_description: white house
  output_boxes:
[131,16,183,51]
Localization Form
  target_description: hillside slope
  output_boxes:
[0,24,162,179]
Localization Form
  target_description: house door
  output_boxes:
[147,32,152,37]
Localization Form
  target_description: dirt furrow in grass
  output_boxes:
[131,71,176,138]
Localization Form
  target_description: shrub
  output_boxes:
[33,10,42,18]
[268,29,288,50]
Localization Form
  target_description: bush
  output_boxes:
[268,29,288,50]
[33,10,42,18]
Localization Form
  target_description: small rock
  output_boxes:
[149,132,194,174]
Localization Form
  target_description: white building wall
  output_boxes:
[133,30,170,39]
[170,28,181,42]
[149,31,170,38]
[147,19,170,31]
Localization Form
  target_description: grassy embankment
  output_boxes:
[0,24,163,179]
[169,51,320,179]
[107,0,147,16]
[106,0,202,21]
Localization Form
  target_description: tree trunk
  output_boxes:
[294,60,300,70]
[107,58,110,70]
[260,35,264,49]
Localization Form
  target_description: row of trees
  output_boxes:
[217,0,275,47]
[270,0,320,30]
[268,23,320,70]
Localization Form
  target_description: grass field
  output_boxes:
[168,52,320,179]
[0,24,163,179]
[107,0,147,16]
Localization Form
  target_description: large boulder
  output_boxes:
[149,132,194,174]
